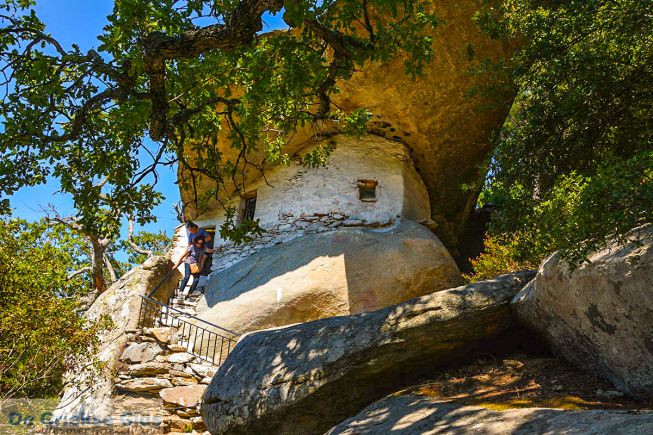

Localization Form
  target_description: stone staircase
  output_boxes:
[111,292,219,434]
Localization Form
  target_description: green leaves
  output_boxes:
[481,151,653,269]
[1,0,438,244]
[0,218,107,398]
[283,0,308,25]
[501,0,652,183]
[218,206,264,245]
[114,229,172,267]
[472,0,653,270]
[301,140,335,168]
[341,109,372,137]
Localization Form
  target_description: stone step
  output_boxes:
[115,377,173,393]
[157,317,182,328]
[160,385,207,410]
[142,327,177,344]
[119,362,169,376]
[170,301,194,306]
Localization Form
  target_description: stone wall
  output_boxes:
[54,256,179,421]
[174,135,431,276]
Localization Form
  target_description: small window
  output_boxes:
[239,190,257,222]
[357,180,378,202]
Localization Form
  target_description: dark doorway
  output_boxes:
[201,226,216,276]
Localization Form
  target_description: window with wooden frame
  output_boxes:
[239,190,257,222]
[357,179,378,202]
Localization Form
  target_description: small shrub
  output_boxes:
[464,233,537,282]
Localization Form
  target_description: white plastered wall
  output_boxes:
[172,134,430,276]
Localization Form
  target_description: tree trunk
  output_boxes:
[90,237,112,293]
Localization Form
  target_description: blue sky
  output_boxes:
[8,1,286,239]
[9,0,182,235]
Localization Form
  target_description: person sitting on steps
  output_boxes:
[172,234,207,299]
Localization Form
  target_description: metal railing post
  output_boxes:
[137,294,239,366]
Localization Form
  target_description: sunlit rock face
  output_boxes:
[200,272,535,435]
[326,395,653,435]
[195,220,463,335]
[513,226,653,398]
[180,0,516,248]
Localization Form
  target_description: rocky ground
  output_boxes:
[28,349,653,434]
[405,352,652,412]
[326,350,653,434]
[32,327,652,434]
[327,395,653,434]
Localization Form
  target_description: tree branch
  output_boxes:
[144,0,285,140]
[41,206,110,293]
[141,0,285,60]
[301,18,374,117]
[67,267,92,281]
[174,201,185,224]
[42,207,86,234]
[103,254,117,284]
[127,216,153,257]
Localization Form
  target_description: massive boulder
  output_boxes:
[201,271,535,435]
[195,220,463,334]
[512,226,653,398]
[54,256,179,419]
[181,0,517,248]
[326,393,653,434]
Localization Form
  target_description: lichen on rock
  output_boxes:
[512,225,653,398]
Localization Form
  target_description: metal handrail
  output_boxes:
[137,267,240,365]
[138,296,239,365]
[138,294,239,338]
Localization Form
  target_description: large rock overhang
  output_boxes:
[178,0,517,251]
